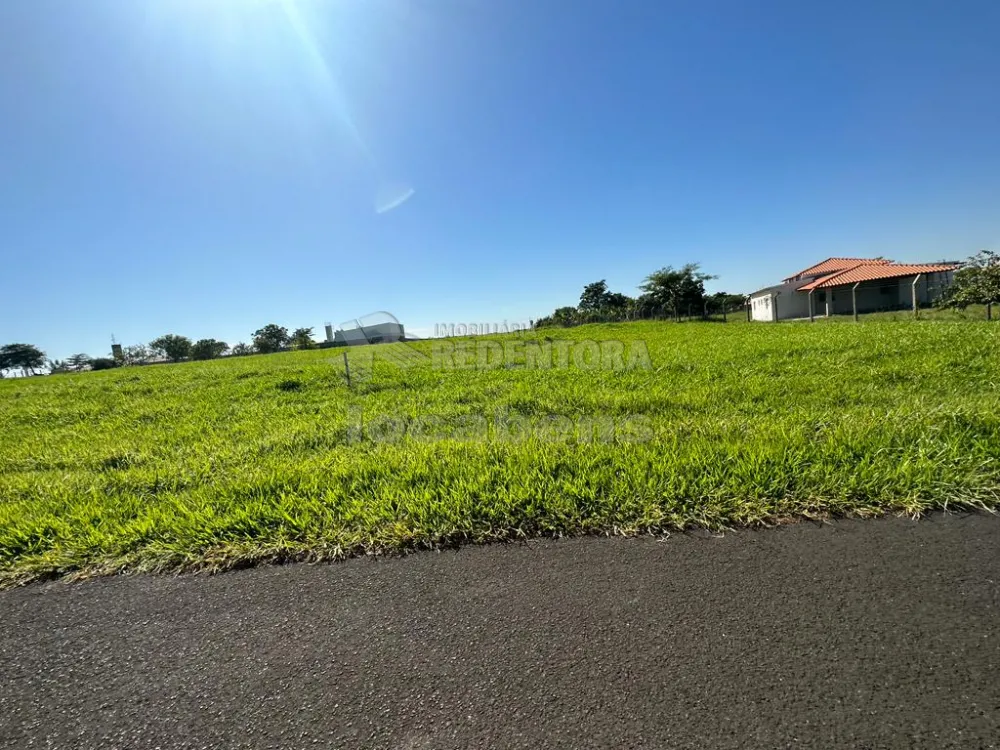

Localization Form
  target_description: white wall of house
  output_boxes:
[751,270,955,322]
[775,291,811,320]
[750,294,775,322]
[751,291,811,321]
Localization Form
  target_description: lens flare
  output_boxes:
[277,1,373,162]
[277,1,415,214]
[375,185,416,214]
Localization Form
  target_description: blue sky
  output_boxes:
[2,0,998,358]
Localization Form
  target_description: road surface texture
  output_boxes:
[1,513,998,749]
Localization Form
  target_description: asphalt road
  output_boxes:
[2,514,998,749]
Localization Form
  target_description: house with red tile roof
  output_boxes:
[749,258,959,322]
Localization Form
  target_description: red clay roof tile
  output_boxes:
[797,263,958,291]
[783,257,893,282]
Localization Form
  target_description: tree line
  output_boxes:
[0,324,321,377]
[6,252,996,377]
[534,264,746,328]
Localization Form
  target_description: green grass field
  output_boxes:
[2,320,999,586]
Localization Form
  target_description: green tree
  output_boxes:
[536,263,714,326]
[230,342,254,357]
[553,306,580,326]
[639,264,717,319]
[604,292,633,315]
[252,324,290,354]
[579,280,612,312]
[90,358,119,371]
[290,327,316,350]
[938,250,1000,319]
[121,344,151,366]
[0,343,46,377]
[710,292,748,315]
[534,306,579,329]
[47,359,71,374]
[190,339,229,360]
[634,293,661,319]
[577,281,634,321]
[149,334,192,362]
[67,353,92,372]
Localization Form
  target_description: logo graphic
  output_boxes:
[331,312,656,444]
[327,312,429,384]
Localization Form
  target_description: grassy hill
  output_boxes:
[2,319,999,586]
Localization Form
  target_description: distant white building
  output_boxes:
[749,258,958,322]
[327,313,406,346]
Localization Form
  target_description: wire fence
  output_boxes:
[801,275,955,320]
[535,301,749,330]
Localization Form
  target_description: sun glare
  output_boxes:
[141,0,415,213]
